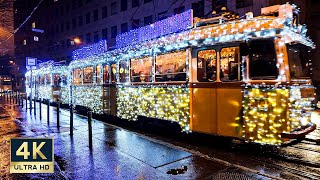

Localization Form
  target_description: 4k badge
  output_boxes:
[10,138,54,173]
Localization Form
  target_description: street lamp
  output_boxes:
[73,38,81,44]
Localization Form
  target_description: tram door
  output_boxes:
[216,46,243,138]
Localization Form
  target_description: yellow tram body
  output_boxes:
[26,4,316,145]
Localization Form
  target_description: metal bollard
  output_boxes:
[9,93,12,104]
[33,97,36,115]
[25,96,28,110]
[88,110,92,150]
[29,96,32,114]
[47,99,50,124]
[15,92,18,104]
[70,104,74,136]
[6,92,9,101]
[57,99,60,129]
[39,98,42,119]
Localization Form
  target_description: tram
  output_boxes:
[26,4,316,145]
[0,75,12,92]
[25,61,69,102]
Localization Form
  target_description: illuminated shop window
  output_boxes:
[53,74,61,86]
[155,50,186,82]
[197,49,216,82]
[111,64,117,83]
[83,66,94,84]
[46,74,51,85]
[96,65,101,85]
[103,65,110,83]
[73,68,82,84]
[131,56,152,82]
[220,47,241,81]
[119,61,128,83]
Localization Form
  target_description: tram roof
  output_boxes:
[69,15,314,69]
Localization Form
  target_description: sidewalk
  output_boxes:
[10,99,269,180]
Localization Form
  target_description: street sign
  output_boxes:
[26,57,37,67]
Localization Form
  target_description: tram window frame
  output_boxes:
[248,39,278,80]
[83,66,94,84]
[111,63,117,83]
[103,64,110,84]
[73,68,83,85]
[53,74,62,86]
[45,74,51,85]
[119,61,128,83]
[131,56,153,83]
[197,49,217,82]
[96,65,102,85]
[220,46,242,82]
[155,50,187,82]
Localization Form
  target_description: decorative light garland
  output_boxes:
[72,40,107,60]
[116,84,190,132]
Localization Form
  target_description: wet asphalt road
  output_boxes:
[1,95,320,179]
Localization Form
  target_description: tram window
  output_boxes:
[62,74,67,85]
[111,64,117,83]
[155,51,186,82]
[73,68,82,84]
[220,47,241,81]
[131,56,152,82]
[53,74,62,86]
[119,61,128,83]
[103,65,110,83]
[83,66,94,84]
[249,39,277,80]
[287,44,310,78]
[40,75,45,85]
[96,65,101,85]
[46,74,51,85]
[197,49,217,82]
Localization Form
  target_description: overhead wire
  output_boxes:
[0,0,45,45]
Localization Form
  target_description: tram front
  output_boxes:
[241,37,316,145]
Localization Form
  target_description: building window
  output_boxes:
[66,3,70,13]
[174,6,185,14]
[158,11,167,20]
[78,0,83,8]
[86,33,91,43]
[121,0,127,11]
[72,18,77,29]
[236,0,253,9]
[60,23,64,32]
[192,2,204,18]
[66,21,70,30]
[102,28,108,39]
[111,26,117,38]
[111,2,117,15]
[78,16,83,26]
[102,6,107,18]
[32,22,36,28]
[56,24,59,33]
[93,9,99,21]
[34,36,39,41]
[72,0,76,9]
[23,39,27,45]
[132,19,139,29]
[94,31,99,42]
[144,0,152,4]
[60,6,64,16]
[121,23,128,33]
[67,39,70,48]
[132,0,139,8]
[86,0,92,4]
[86,12,91,24]
[144,15,152,25]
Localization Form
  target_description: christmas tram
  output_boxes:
[26,4,316,145]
